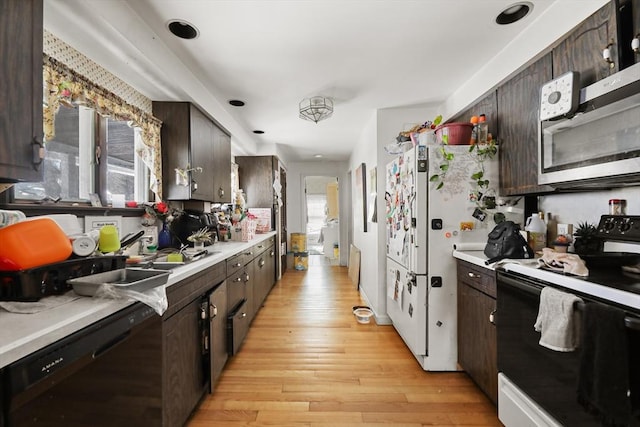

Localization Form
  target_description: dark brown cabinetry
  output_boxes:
[552,1,619,87]
[447,91,498,139]
[208,281,228,390]
[457,260,497,404]
[163,261,226,426]
[497,53,554,196]
[252,237,276,316]
[153,102,231,203]
[0,0,43,182]
[235,156,286,278]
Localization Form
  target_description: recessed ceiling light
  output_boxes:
[229,100,245,107]
[314,154,323,158]
[253,130,264,134]
[495,2,533,25]
[167,20,199,40]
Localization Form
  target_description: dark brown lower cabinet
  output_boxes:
[163,297,208,427]
[209,281,228,389]
[457,260,497,404]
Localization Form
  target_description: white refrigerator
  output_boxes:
[385,144,498,371]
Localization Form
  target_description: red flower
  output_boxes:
[155,201,169,215]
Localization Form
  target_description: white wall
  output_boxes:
[285,161,350,265]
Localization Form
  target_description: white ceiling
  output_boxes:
[43,0,607,163]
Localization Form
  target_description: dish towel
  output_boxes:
[577,302,632,426]
[537,247,589,276]
[534,286,583,351]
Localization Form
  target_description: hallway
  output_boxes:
[188,263,501,426]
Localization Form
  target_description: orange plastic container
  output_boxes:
[0,218,73,271]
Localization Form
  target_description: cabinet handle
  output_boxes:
[209,303,217,318]
[467,272,481,279]
[270,250,275,256]
[632,34,639,53]
[200,307,206,320]
[489,310,496,325]
[244,273,250,282]
[603,41,615,69]
[234,262,242,268]
[218,187,225,198]
[31,137,45,169]
[257,245,264,249]
[259,259,265,267]
[241,312,247,318]
[244,251,253,256]
[235,277,242,282]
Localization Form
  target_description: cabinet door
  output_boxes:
[212,124,231,203]
[209,281,228,389]
[497,53,554,195]
[0,0,43,182]
[447,91,498,141]
[235,156,277,207]
[552,1,618,87]
[189,105,215,201]
[163,297,207,426]
[457,281,497,404]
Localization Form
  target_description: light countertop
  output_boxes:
[453,248,640,311]
[0,232,276,368]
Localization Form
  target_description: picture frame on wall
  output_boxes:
[369,166,377,224]
[355,163,367,232]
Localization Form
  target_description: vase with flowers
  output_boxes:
[145,201,175,249]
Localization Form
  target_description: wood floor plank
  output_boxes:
[188,261,501,426]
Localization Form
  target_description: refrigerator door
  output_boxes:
[385,147,427,274]
[386,257,427,359]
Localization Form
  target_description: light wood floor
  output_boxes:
[188,260,502,427]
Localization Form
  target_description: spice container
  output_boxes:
[609,199,626,215]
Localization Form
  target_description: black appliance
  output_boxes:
[170,210,218,247]
[2,302,162,426]
[497,214,640,426]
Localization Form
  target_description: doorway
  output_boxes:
[304,176,339,265]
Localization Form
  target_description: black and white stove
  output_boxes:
[502,215,640,310]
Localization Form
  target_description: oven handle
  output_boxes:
[498,271,640,331]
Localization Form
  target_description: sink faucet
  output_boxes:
[138,236,153,255]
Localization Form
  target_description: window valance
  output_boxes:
[43,54,163,199]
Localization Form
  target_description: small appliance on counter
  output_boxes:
[170,210,218,247]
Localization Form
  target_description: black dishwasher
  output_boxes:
[2,302,163,426]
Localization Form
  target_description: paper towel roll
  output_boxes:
[453,242,486,251]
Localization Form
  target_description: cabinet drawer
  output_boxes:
[253,237,275,257]
[226,253,245,277]
[227,269,247,310]
[227,299,249,355]
[456,260,496,298]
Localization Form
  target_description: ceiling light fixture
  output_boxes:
[299,96,333,124]
[167,20,199,39]
[253,130,264,134]
[229,100,245,107]
[495,2,533,25]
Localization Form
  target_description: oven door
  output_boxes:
[497,270,617,426]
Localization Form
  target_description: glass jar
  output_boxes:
[609,199,626,215]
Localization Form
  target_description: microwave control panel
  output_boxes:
[539,71,580,121]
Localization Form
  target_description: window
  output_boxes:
[14,105,150,205]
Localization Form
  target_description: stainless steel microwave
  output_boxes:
[538,62,640,188]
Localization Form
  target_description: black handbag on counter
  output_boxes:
[484,220,534,264]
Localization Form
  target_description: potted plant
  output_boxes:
[572,221,603,255]
[187,227,213,250]
[430,134,498,212]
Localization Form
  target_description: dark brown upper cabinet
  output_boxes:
[552,1,619,87]
[447,91,498,136]
[497,53,555,196]
[0,0,44,183]
[153,102,231,203]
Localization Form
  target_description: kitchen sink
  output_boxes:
[128,249,222,270]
